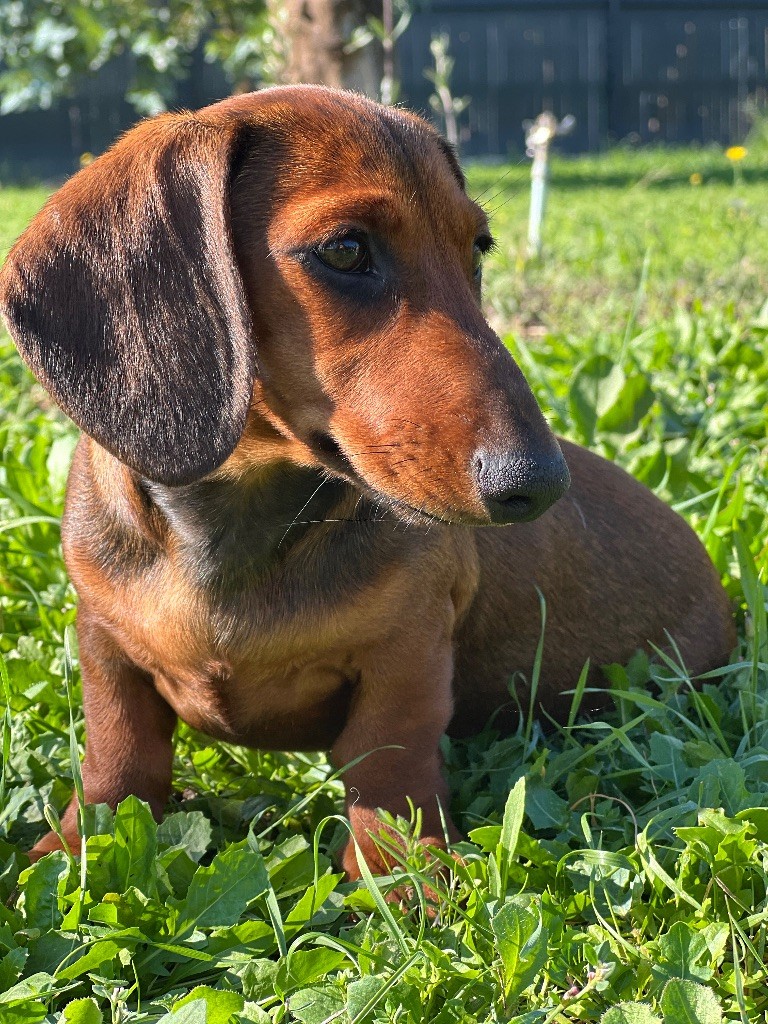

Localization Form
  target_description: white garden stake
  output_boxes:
[525,111,575,258]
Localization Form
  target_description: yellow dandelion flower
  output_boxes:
[79,152,95,168]
[689,172,703,185]
[725,146,747,162]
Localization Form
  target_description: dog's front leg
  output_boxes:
[30,607,177,860]
[331,629,459,880]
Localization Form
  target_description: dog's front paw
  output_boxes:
[342,805,460,882]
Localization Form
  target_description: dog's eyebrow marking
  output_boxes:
[375,106,465,193]
[277,193,408,243]
[437,138,466,191]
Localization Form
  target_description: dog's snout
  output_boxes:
[475,447,571,524]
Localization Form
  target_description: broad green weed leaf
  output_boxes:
[0,946,27,990]
[699,923,729,963]
[654,922,711,983]
[675,812,749,851]
[345,959,422,1023]
[86,886,167,934]
[598,373,655,434]
[569,355,626,444]
[525,780,569,830]
[113,795,157,893]
[660,979,723,1024]
[687,760,750,815]
[179,839,269,930]
[637,829,702,910]
[0,971,57,1004]
[467,824,501,852]
[264,834,313,885]
[81,802,114,839]
[161,847,199,898]
[565,850,639,918]
[289,984,345,1024]
[240,958,279,1001]
[158,810,212,861]
[172,986,245,1023]
[157,1000,208,1024]
[491,897,548,1000]
[206,919,275,958]
[0,1005,48,1024]
[61,998,103,1024]
[274,947,348,997]
[736,805,768,842]
[284,872,342,934]
[235,1005,271,1024]
[56,939,123,981]
[346,974,388,1023]
[648,734,693,786]
[17,852,68,930]
[487,851,502,897]
[21,931,74,977]
[717,762,752,815]
[602,1003,661,1024]
[697,808,750,835]
[499,777,525,890]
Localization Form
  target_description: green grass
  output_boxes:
[0,143,767,1023]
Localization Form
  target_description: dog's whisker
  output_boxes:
[343,444,404,455]
[471,158,527,204]
[479,187,516,212]
[486,191,524,218]
[477,171,526,209]
[277,474,331,548]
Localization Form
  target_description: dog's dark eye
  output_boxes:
[315,235,370,273]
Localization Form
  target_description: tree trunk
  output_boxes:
[273,0,383,98]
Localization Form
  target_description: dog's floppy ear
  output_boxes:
[0,113,255,485]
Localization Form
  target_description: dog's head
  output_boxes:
[0,86,568,525]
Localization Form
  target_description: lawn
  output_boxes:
[0,143,766,1023]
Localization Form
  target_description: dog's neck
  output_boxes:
[144,462,352,589]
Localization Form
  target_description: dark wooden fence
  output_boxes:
[3,1,768,176]
[401,0,768,155]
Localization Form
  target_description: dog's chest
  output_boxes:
[113,527,442,750]
[153,645,356,751]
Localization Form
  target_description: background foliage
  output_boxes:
[0,141,766,1021]
[0,0,271,115]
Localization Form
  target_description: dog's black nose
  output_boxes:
[475,447,570,524]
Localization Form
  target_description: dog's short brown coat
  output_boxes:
[0,86,734,875]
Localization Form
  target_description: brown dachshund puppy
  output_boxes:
[0,86,734,876]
